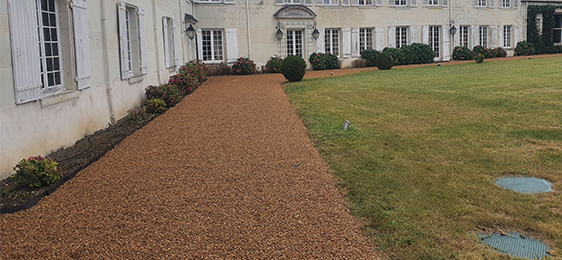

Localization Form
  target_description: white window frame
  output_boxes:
[325,29,340,56]
[36,0,64,93]
[162,16,178,68]
[429,26,440,58]
[460,25,469,47]
[284,0,302,4]
[503,25,512,48]
[500,0,510,8]
[118,2,147,80]
[477,0,486,7]
[396,27,408,48]
[358,0,373,5]
[359,28,373,52]
[394,0,407,6]
[554,14,562,44]
[321,0,338,4]
[195,0,235,4]
[201,30,224,62]
[428,0,439,6]
[479,26,488,47]
[287,30,304,57]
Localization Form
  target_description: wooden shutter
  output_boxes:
[172,19,179,67]
[275,0,284,5]
[498,25,504,47]
[138,7,148,75]
[473,0,478,7]
[442,0,448,7]
[351,28,359,57]
[453,27,460,47]
[226,28,238,62]
[410,26,419,43]
[410,0,417,7]
[316,28,325,53]
[163,18,170,68]
[422,25,429,44]
[8,0,43,104]
[422,0,429,6]
[388,26,396,48]
[514,26,519,46]
[118,2,129,79]
[304,0,313,5]
[471,25,479,48]
[388,0,394,7]
[489,25,497,47]
[342,0,350,6]
[72,0,91,90]
[375,0,383,6]
[343,28,351,57]
[375,27,384,50]
[443,25,450,61]
[224,0,235,4]
[197,29,203,60]
[351,0,359,6]
[489,0,494,8]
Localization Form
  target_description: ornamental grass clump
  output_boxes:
[452,46,475,60]
[474,53,485,63]
[12,156,60,188]
[375,52,394,70]
[144,99,167,114]
[309,53,339,70]
[232,57,256,75]
[281,55,307,82]
[360,49,379,67]
[515,41,536,56]
[145,84,181,107]
[265,56,283,73]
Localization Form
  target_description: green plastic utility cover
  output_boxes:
[496,177,553,194]
[479,232,551,259]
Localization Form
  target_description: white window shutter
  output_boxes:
[471,25,479,48]
[118,2,129,79]
[422,25,429,44]
[388,26,396,48]
[375,27,384,50]
[304,0,313,5]
[410,25,419,43]
[316,28,325,53]
[498,25,504,47]
[138,8,148,74]
[72,0,91,90]
[315,0,324,5]
[443,25,450,61]
[489,0,494,8]
[375,0,383,6]
[343,28,351,57]
[473,0,478,7]
[442,0,448,7]
[489,25,497,47]
[226,28,238,63]
[388,0,394,6]
[275,0,284,5]
[410,0,417,7]
[163,18,170,68]
[224,0,235,4]
[422,0,429,6]
[172,20,179,67]
[512,0,517,8]
[342,0,350,6]
[197,29,203,61]
[453,27,460,47]
[9,0,42,104]
[514,26,520,45]
[351,0,359,6]
[351,28,359,57]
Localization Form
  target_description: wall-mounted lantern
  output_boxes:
[275,21,283,41]
[312,21,320,40]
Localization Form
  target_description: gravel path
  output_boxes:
[1,72,379,259]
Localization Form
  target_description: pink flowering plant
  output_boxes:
[309,52,339,70]
[515,41,535,56]
[472,45,492,58]
[491,47,507,57]
[11,156,60,188]
[452,46,475,60]
[145,84,181,107]
[232,57,256,75]
[265,56,283,73]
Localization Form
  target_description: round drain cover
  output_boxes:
[479,232,551,259]
[496,177,553,194]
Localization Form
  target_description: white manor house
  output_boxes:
[0,0,561,179]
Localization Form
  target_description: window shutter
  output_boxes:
[351,28,359,57]
[489,25,497,47]
[473,0,478,7]
[410,25,419,43]
[422,25,429,44]
[513,25,519,45]
[498,25,504,47]
[410,0,417,7]
[512,0,517,8]
[226,28,238,63]
[8,0,42,104]
[442,0,448,7]
[388,0,394,7]
[375,0,383,6]
[351,0,359,6]
[342,0,350,6]
[224,0,235,4]
[343,28,351,57]
[172,20,179,67]
[275,0,284,5]
[316,28,325,53]
[118,2,129,79]
[489,0,494,8]
[375,27,384,50]
[137,8,148,75]
[471,25,479,48]
[197,29,203,61]
[388,26,396,48]
[71,0,91,90]
[453,28,460,47]
[315,0,324,5]
[443,25,450,61]
[422,0,429,6]
[304,0,313,5]
[163,18,170,68]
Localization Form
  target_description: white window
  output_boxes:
[287,30,303,57]
[325,29,340,56]
[284,0,301,4]
[196,0,235,3]
[555,14,562,44]
[429,26,440,58]
[396,27,408,48]
[162,17,178,68]
[479,26,488,47]
[428,0,438,6]
[476,0,486,7]
[37,0,63,91]
[202,30,224,62]
[394,0,407,5]
[358,0,372,5]
[503,25,512,48]
[322,0,338,4]
[359,28,373,52]
[501,0,510,8]
[118,2,147,80]
[460,26,469,47]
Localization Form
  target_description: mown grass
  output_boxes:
[285,57,562,260]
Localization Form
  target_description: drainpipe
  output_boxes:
[152,0,162,84]
[246,0,252,58]
[180,0,186,64]
[100,0,116,124]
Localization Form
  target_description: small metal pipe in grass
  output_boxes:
[343,120,351,131]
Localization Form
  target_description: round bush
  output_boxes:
[376,52,394,70]
[281,55,307,82]
[473,45,492,58]
[452,46,474,60]
[474,53,485,63]
[232,57,256,75]
[265,56,283,73]
[382,47,405,65]
[515,41,536,56]
[401,43,435,65]
[360,49,379,67]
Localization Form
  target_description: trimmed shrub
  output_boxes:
[554,45,562,54]
[382,47,405,65]
[401,43,435,64]
[452,46,474,60]
[232,57,256,75]
[207,62,232,76]
[265,56,283,73]
[145,84,181,107]
[473,45,492,58]
[181,60,208,84]
[126,106,149,122]
[145,99,167,114]
[352,58,368,68]
[281,55,307,82]
[474,53,485,63]
[376,52,394,70]
[360,49,379,67]
[11,156,60,188]
[169,72,196,95]
[515,41,536,56]
[309,52,339,70]
[491,47,507,57]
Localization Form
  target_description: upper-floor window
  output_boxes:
[202,30,224,62]
[474,0,494,8]
[325,29,340,56]
[394,0,407,5]
[459,25,469,47]
[358,0,372,5]
[476,0,486,7]
[428,0,438,6]
[501,0,510,8]
[195,0,235,4]
[321,0,338,4]
[396,27,408,48]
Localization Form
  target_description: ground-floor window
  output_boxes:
[202,30,223,62]
[359,28,373,52]
[554,14,562,44]
[324,29,339,56]
[503,25,512,48]
[396,27,408,48]
[37,0,64,89]
[287,30,303,57]
[429,26,440,58]
[479,26,488,47]
[460,26,469,47]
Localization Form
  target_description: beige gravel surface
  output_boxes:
[1,72,379,259]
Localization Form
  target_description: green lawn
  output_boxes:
[285,57,562,260]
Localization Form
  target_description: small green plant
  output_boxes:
[144,99,167,114]
[145,84,181,107]
[452,46,475,60]
[352,58,367,68]
[376,52,394,70]
[11,156,61,188]
[473,45,492,58]
[281,55,307,82]
[265,56,283,73]
[382,47,405,65]
[401,43,435,64]
[126,106,149,122]
[474,53,485,63]
[360,49,379,67]
[232,57,256,75]
[515,41,536,56]
[309,53,339,70]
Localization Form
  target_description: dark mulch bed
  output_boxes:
[0,115,156,213]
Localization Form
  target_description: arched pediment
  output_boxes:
[273,5,316,19]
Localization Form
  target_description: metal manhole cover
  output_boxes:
[479,232,551,259]
[496,177,553,194]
